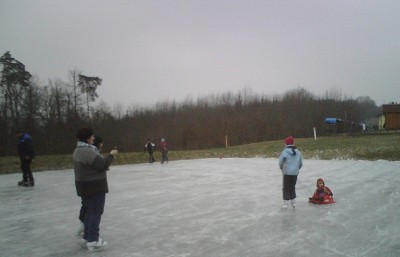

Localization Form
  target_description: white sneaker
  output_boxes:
[87,238,108,251]
[282,200,289,210]
[76,222,84,237]
[290,199,296,208]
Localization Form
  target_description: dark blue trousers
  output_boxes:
[79,202,85,223]
[21,158,34,182]
[82,193,105,242]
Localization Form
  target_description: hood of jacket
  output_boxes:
[284,145,297,156]
[317,178,325,187]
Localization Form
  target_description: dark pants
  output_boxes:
[79,201,85,223]
[21,158,34,182]
[148,152,155,163]
[161,151,168,163]
[82,193,105,242]
[283,175,297,200]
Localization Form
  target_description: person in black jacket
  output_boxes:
[15,130,35,187]
[144,139,156,163]
[73,128,118,251]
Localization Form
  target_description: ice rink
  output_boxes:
[1,158,400,257]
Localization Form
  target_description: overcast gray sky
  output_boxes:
[1,0,399,108]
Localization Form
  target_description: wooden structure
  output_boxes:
[380,104,400,130]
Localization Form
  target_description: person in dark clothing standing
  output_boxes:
[159,138,168,164]
[144,139,156,163]
[77,135,104,237]
[73,128,118,251]
[15,130,35,187]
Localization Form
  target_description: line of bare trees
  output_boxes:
[1,51,380,157]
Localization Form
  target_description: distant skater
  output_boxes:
[144,139,156,163]
[159,138,169,164]
[15,129,35,187]
[279,136,303,209]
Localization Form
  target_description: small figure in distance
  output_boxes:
[15,129,35,187]
[159,138,169,164]
[144,139,156,163]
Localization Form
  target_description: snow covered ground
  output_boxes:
[1,158,400,257]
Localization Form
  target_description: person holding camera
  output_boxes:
[73,128,118,251]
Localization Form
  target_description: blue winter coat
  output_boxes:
[279,145,303,176]
[17,133,35,160]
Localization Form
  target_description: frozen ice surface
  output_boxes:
[1,158,400,257]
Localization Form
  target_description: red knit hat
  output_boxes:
[284,136,294,145]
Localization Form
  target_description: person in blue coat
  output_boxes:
[15,129,35,187]
[279,136,303,209]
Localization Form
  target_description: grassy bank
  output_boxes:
[1,133,399,175]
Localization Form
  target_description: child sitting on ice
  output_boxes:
[309,178,335,204]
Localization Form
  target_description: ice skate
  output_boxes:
[87,238,108,251]
[18,180,26,186]
[290,199,296,208]
[282,200,289,210]
[23,181,34,187]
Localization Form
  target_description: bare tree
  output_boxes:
[113,102,124,120]
[23,76,41,129]
[67,69,83,119]
[92,100,113,121]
